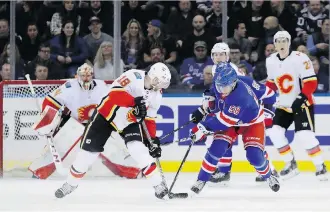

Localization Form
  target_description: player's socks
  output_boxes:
[210,149,232,183]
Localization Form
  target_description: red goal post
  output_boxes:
[0,80,113,177]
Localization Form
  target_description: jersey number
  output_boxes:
[117,76,131,87]
[303,61,311,70]
[228,105,240,115]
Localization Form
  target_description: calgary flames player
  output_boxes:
[266,31,328,180]
[31,63,141,179]
[54,62,172,199]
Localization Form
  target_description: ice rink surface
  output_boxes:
[0,173,329,212]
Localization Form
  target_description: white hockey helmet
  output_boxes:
[147,62,171,90]
[273,31,291,54]
[77,63,94,90]
[211,42,230,64]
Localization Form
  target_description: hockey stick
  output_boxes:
[160,137,192,146]
[25,74,68,176]
[168,139,196,198]
[141,121,188,199]
[159,119,195,142]
[168,132,214,198]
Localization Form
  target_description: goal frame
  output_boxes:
[0,79,113,177]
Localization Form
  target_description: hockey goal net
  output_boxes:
[0,80,114,177]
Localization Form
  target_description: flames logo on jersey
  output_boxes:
[276,74,294,94]
[126,108,137,123]
[77,104,97,122]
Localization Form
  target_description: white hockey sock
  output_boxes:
[295,130,324,168]
[127,141,162,187]
[67,149,100,186]
[268,125,294,162]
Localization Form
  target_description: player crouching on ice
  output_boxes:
[54,63,172,199]
[32,63,141,179]
[189,64,280,195]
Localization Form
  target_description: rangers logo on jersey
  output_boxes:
[77,104,97,122]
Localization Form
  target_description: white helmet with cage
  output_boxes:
[211,42,230,64]
[273,31,291,55]
[77,63,94,90]
[147,62,171,90]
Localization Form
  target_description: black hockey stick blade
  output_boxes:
[168,192,189,199]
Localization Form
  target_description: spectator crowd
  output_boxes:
[0,0,329,93]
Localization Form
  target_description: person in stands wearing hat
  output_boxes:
[180,40,213,90]
[141,19,177,68]
[83,16,114,61]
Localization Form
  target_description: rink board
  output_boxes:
[3,94,330,173]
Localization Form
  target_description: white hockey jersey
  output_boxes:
[43,79,110,123]
[97,69,162,132]
[266,51,317,108]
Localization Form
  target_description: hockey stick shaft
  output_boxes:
[168,139,195,193]
[25,74,67,176]
[141,121,168,188]
[141,121,188,199]
[159,119,194,141]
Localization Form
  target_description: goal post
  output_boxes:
[0,80,114,178]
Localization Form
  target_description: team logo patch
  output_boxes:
[134,72,142,79]
[126,108,137,123]
[77,104,97,122]
[65,82,71,88]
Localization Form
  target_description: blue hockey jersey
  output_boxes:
[209,76,275,113]
[201,77,276,132]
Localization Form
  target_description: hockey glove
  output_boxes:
[190,123,212,142]
[202,89,216,113]
[291,93,308,114]
[143,137,161,158]
[191,107,206,124]
[133,97,147,119]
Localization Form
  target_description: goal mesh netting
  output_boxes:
[1,80,117,178]
[1,81,65,177]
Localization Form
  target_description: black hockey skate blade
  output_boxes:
[168,192,188,199]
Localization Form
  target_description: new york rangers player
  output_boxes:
[266,31,327,180]
[54,62,172,199]
[193,62,277,183]
[189,64,280,194]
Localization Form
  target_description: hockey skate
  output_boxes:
[209,169,231,183]
[191,180,206,195]
[256,170,279,182]
[316,164,328,181]
[280,159,299,179]
[154,182,169,200]
[55,182,78,198]
[267,174,280,192]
